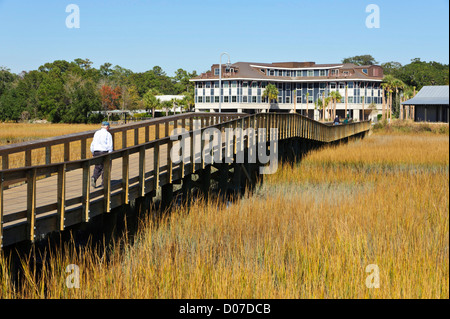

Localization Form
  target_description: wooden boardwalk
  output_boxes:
[0,112,370,247]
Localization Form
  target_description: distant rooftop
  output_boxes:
[402,86,449,105]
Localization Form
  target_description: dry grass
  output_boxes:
[0,131,448,299]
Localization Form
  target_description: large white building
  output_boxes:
[190,61,385,121]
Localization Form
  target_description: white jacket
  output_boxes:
[90,128,113,153]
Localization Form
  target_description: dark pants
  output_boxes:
[92,151,109,184]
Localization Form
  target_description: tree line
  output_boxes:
[0,58,197,123]
[0,56,448,123]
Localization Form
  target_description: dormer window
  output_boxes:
[362,69,368,74]
[214,68,219,76]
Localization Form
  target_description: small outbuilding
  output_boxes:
[401,85,449,123]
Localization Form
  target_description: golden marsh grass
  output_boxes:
[0,130,448,299]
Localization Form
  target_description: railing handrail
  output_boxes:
[0,113,369,176]
[0,112,244,155]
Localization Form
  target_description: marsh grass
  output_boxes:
[0,132,448,299]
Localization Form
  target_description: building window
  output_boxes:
[261,81,267,88]
[308,95,313,103]
[232,96,237,102]
[307,70,314,77]
[260,69,265,74]
[243,96,248,103]
[224,96,229,103]
[205,81,211,88]
[297,96,302,103]
[214,68,219,76]
[330,82,336,89]
[319,70,326,76]
[242,81,248,88]
[269,69,275,76]
[252,96,257,103]
[205,96,211,103]
[197,82,203,88]
[348,81,354,89]
[286,96,290,103]
[231,81,237,88]
[348,96,353,103]
[198,96,203,103]
[339,82,345,89]
[286,70,291,76]
[215,96,219,103]
[308,83,313,89]
[223,81,229,88]
[252,81,258,88]
[362,69,368,74]
[278,96,282,103]
[297,70,303,77]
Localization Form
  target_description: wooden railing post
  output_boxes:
[82,160,90,222]
[0,172,3,247]
[181,118,186,178]
[57,163,66,231]
[64,142,70,162]
[134,128,139,146]
[122,130,128,149]
[25,149,32,167]
[103,154,112,213]
[139,145,146,197]
[122,149,129,204]
[27,168,37,242]
[166,121,173,184]
[154,123,160,190]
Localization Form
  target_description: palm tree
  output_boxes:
[262,83,279,112]
[143,90,160,118]
[392,78,406,118]
[402,86,414,120]
[315,93,331,122]
[381,75,395,122]
[361,96,365,121]
[344,85,348,119]
[161,100,172,117]
[329,91,342,120]
[305,92,310,118]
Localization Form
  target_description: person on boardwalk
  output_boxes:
[333,115,340,125]
[90,121,113,187]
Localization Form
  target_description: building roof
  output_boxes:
[402,86,449,105]
[191,61,384,82]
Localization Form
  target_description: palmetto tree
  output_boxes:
[329,90,342,120]
[315,95,331,122]
[381,75,395,121]
[305,92,310,118]
[262,83,279,112]
[392,78,406,117]
[143,89,161,118]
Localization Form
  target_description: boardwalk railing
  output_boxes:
[0,112,370,247]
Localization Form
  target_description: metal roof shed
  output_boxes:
[401,86,449,122]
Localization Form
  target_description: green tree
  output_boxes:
[142,89,161,118]
[262,83,279,111]
[342,55,378,66]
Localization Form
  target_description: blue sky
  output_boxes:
[0,0,448,76]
